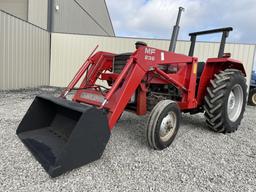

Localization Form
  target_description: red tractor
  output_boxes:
[16,8,247,177]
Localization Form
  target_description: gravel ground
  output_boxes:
[0,87,256,192]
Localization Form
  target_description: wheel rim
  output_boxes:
[227,84,244,122]
[252,93,256,105]
[159,112,177,142]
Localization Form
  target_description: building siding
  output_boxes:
[49,33,255,88]
[28,0,48,30]
[0,11,50,90]
[76,0,114,36]
[51,0,114,36]
[0,0,28,20]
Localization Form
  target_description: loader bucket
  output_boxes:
[16,95,110,178]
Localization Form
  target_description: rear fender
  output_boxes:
[196,58,246,106]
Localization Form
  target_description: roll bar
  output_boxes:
[188,27,233,58]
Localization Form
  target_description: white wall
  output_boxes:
[0,0,28,20]
[28,0,48,29]
[0,11,50,90]
[50,33,256,88]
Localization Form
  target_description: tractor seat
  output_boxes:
[195,62,205,96]
[196,62,205,83]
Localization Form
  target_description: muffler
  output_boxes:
[16,95,110,177]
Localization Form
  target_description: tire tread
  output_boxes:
[204,69,247,133]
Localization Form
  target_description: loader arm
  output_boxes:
[72,46,197,129]
[73,51,148,129]
[105,57,146,128]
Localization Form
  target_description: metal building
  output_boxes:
[0,0,114,36]
[50,0,114,36]
[0,1,255,90]
[49,33,256,89]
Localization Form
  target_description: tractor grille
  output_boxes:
[113,53,132,73]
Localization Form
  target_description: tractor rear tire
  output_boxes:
[204,69,247,133]
[248,88,256,106]
[147,100,180,150]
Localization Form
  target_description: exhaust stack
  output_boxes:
[169,7,185,52]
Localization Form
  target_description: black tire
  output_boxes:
[248,88,256,106]
[204,69,247,133]
[147,100,180,150]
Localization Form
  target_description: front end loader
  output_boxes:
[16,7,247,177]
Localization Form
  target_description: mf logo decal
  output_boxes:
[144,48,156,61]
[145,48,156,54]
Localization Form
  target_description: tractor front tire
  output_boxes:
[204,69,247,133]
[248,88,256,106]
[147,100,180,150]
